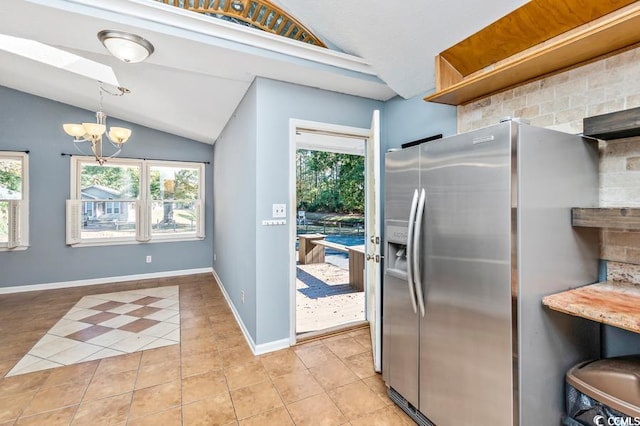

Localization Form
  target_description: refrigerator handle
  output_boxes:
[406,189,419,315]
[413,188,427,317]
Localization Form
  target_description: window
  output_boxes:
[106,202,121,214]
[67,157,204,246]
[149,163,202,238]
[0,152,28,250]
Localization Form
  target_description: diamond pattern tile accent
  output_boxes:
[65,325,113,342]
[126,306,162,318]
[131,296,163,306]
[91,301,126,311]
[80,312,120,325]
[118,319,160,333]
[6,286,180,377]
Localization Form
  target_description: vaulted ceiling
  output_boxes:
[0,0,528,144]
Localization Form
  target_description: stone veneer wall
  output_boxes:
[457,45,640,277]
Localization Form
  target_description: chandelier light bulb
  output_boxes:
[82,123,106,137]
[63,123,86,138]
[109,127,132,144]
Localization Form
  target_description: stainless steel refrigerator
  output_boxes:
[382,120,601,426]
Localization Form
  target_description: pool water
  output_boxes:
[326,234,365,257]
[325,234,364,247]
[297,234,364,257]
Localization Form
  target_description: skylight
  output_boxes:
[0,34,120,86]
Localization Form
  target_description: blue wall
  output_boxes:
[213,78,458,348]
[0,86,214,288]
[382,93,457,151]
[254,78,385,345]
[213,77,385,346]
[212,83,258,340]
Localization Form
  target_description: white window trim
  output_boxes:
[0,152,28,252]
[68,156,205,247]
[146,160,206,242]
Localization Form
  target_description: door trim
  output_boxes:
[288,118,371,346]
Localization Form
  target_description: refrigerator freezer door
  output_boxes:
[418,123,514,425]
[384,146,421,230]
[383,146,420,406]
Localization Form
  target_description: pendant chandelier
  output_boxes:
[63,85,132,165]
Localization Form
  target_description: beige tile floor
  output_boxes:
[0,273,413,425]
[7,286,180,377]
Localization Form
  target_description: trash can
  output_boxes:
[563,355,640,426]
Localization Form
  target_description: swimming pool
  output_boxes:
[296,233,364,257]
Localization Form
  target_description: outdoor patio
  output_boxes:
[296,259,365,334]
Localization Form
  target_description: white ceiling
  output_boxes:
[0,0,528,145]
[273,0,529,99]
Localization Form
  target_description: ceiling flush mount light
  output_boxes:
[97,30,154,63]
[63,86,132,165]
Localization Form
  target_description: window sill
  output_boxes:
[70,235,205,248]
[0,245,29,252]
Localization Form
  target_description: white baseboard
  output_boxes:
[254,338,290,355]
[0,268,214,294]
[211,269,290,356]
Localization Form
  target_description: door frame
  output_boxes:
[288,118,372,345]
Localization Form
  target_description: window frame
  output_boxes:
[146,160,205,242]
[0,151,29,251]
[70,157,142,246]
[69,156,205,247]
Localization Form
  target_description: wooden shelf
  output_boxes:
[425,1,640,106]
[543,281,640,334]
[572,208,640,230]
[584,106,640,140]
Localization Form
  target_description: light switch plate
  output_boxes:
[273,203,286,218]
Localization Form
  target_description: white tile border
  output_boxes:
[211,269,290,356]
[0,268,213,294]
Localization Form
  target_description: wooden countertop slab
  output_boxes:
[542,281,640,334]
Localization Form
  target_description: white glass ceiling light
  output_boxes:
[97,30,154,63]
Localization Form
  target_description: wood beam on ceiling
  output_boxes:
[158,0,326,48]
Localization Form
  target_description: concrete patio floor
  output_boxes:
[296,260,365,334]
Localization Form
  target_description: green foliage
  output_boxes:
[148,167,199,222]
[149,168,199,200]
[150,169,161,199]
[296,150,364,214]
[81,164,139,198]
[173,169,199,200]
[0,159,22,240]
[0,159,22,194]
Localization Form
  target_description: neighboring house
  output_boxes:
[80,185,131,223]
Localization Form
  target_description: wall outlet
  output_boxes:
[241,290,245,304]
[214,253,217,261]
[145,255,152,263]
[272,203,286,218]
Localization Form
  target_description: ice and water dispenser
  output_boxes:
[386,223,409,280]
